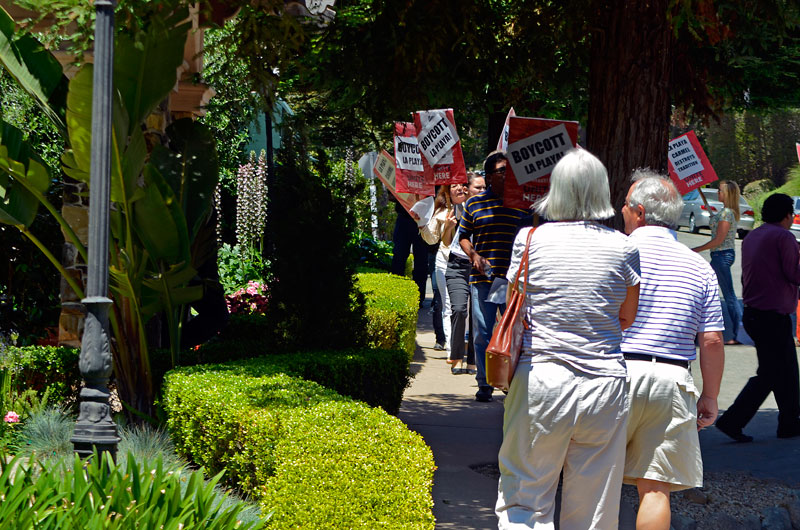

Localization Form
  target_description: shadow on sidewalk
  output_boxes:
[700,408,800,487]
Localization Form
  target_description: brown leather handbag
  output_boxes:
[485,227,534,391]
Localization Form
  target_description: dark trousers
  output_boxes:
[719,307,800,432]
[391,214,428,305]
[445,254,475,365]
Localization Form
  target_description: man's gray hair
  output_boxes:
[628,169,683,229]
[535,149,614,221]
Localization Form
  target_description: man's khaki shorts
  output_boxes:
[623,358,703,491]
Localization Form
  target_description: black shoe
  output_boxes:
[475,388,493,402]
[715,420,753,443]
[777,423,800,439]
[433,342,446,351]
[451,366,466,375]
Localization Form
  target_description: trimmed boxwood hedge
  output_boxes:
[169,348,410,415]
[0,345,80,403]
[355,272,419,361]
[163,363,435,529]
[204,272,419,364]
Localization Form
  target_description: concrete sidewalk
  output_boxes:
[399,308,800,529]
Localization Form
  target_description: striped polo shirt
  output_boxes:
[508,222,640,377]
[621,226,724,361]
[458,190,530,284]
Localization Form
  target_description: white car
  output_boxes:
[678,188,755,238]
[790,196,800,241]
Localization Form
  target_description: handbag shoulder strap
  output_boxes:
[512,227,535,298]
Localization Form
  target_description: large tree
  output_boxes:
[266,0,800,224]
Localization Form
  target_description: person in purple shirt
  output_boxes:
[716,193,800,442]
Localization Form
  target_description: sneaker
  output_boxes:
[433,342,446,351]
[715,419,753,443]
[475,388,493,402]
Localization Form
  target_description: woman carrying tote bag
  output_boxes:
[496,149,640,530]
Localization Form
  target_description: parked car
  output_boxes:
[678,188,755,238]
[791,196,800,241]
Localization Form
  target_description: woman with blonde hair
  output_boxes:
[496,149,640,529]
[692,181,742,344]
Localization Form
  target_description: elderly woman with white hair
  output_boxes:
[496,149,641,529]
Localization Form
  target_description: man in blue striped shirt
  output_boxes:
[620,172,725,530]
[459,151,530,402]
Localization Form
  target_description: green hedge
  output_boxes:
[168,348,410,415]
[0,345,80,403]
[163,365,435,529]
[356,272,419,361]
[190,271,419,366]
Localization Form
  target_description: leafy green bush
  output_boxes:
[204,270,419,363]
[349,229,394,270]
[0,451,266,529]
[165,347,409,415]
[163,367,434,530]
[218,243,272,294]
[356,272,420,361]
[0,345,80,404]
[751,166,800,223]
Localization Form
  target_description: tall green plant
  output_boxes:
[0,6,220,418]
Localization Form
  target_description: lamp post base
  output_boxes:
[71,425,121,460]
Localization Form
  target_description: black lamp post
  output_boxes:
[70,0,120,459]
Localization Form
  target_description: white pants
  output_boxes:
[496,360,629,530]
[435,249,451,351]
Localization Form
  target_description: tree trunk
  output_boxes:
[587,0,673,230]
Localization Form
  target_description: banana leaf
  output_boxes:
[114,11,191,133]
[0,5,68,135]
[0,121,51,228]
[150,118,220,241]
[132,165,191,265]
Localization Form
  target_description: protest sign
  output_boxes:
[666,130,718,195]
[796,143,800,164]
[372,149,419,214]
[503,117,580,210]
[496,107,516,152]
[413,109,468,186]
[394,122,435,196]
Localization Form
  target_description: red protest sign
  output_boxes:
[503,117,580,210]
[372,149,419,214]
[667,131,718,195]
[394,122,434,196]
[496,107,516,152]
[413,109,467,187]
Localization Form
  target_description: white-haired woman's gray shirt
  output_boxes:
[506,222,641,378]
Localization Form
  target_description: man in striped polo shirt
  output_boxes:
[459,151,530,402]
[620,172,725,530]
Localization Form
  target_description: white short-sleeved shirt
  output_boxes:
[621,226,724,361]
[507,222,641,378]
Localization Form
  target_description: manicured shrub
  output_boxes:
[163,366,434,530]
[0,451,266,528]
[193,271,419,365]
[356,272,419,361]
[0,345,80,404]
[180,348,409,414]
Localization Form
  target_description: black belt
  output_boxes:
[623,353,689,368]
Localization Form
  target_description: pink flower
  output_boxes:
[4,411,19,423]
